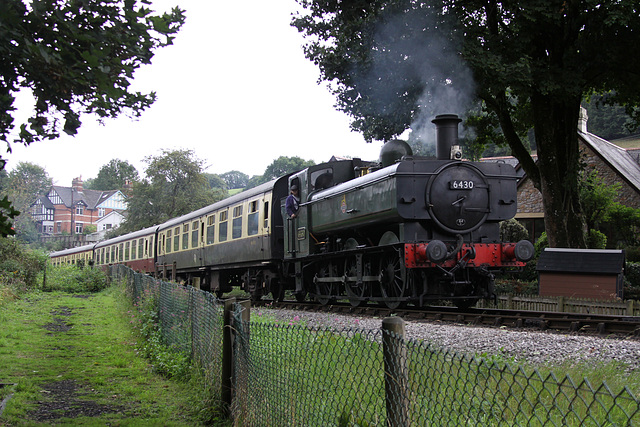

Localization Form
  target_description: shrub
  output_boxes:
[625,246,640,262]
[534,232,549,257]
[624,262,640,300]
[500,219,529,242]
[44,264,109,293]
[587,229,607,249]
[0,237,48,304]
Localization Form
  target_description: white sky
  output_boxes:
[5,0,384,186]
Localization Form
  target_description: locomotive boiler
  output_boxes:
[282,114,534,308]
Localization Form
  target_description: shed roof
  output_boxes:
[536,248,625,275]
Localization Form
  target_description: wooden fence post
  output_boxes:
[221,299,251,420]
[221,298,236,417]
[235,300,251,422]
[382,317,408,427]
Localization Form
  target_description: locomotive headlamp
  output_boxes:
[451,145,463,160]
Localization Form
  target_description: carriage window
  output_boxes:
[125,242,130,261]
[174,227,180,251]
[232,205,243,239]
[165,230,172,253]
[191,221,199,248]
[149,236,154,256]
[118,243,123,262]
[219,211,228,242]
[182,224,189,250]
[264,201,269,228]
[247,200,259,236]
[206,215,215,244]
[138,238,144,259]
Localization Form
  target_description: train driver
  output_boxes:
[286,185,300,219]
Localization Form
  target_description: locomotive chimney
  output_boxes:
[432,114,462,160]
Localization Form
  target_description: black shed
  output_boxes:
[536,249,625,299]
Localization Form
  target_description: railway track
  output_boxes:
[254,299,640,337]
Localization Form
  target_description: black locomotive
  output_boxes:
[51,114,533,309]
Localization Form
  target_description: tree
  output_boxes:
[0,0,185,236]
[583,94,640,141]
[86,159,139,192]
[293,1,640,248]
[244,156,316,191]
[579,170,640,248]
[220,170,249,189]
[0,162,52,241]
[120,149,222,232]
[263,156,315,181]
[204,173,229,201]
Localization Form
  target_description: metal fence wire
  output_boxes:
[111,266,640,426]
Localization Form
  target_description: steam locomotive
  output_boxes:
[50,114,534,309]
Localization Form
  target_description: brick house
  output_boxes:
[487,109,640,242]
[30,177,127,236]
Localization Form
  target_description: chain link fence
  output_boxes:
[111,265,639,426]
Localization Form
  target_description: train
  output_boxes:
[50,114,534,309]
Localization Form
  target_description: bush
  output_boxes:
[587,229,607,249]
[500,219,530,242]
[0,237,48,304]
[624,262,640,300]
[625,247,640,262]
[534,232,549,257]
[45,264,109,293]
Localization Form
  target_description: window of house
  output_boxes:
[247,200,259,236]
[98,208,105,217]
[76,205,84,215]
[75,223,83,234]
[56,222,61,233]
[191,221,199,248]
[232,205,243,239]
[219,211,228,242]
[206,215,215,244]
[174,227,180,252]
[182,224,189,250]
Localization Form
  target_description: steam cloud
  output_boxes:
[368,7,476,151]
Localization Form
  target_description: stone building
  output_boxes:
[484,109,640,242]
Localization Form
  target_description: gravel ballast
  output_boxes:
[256,307,640,372]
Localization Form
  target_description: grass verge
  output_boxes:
[0,284,226,426]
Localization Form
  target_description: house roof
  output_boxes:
[480,130,640,195]
[96,210,125,224]
[579,130,640,193]
[34,195,55,209]
[49,186,121,209]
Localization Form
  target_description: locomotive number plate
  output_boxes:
[449,180,474,190]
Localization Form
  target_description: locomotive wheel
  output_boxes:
[379,251,407,309]
[344,257,366,307]
[314,264,337,306]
